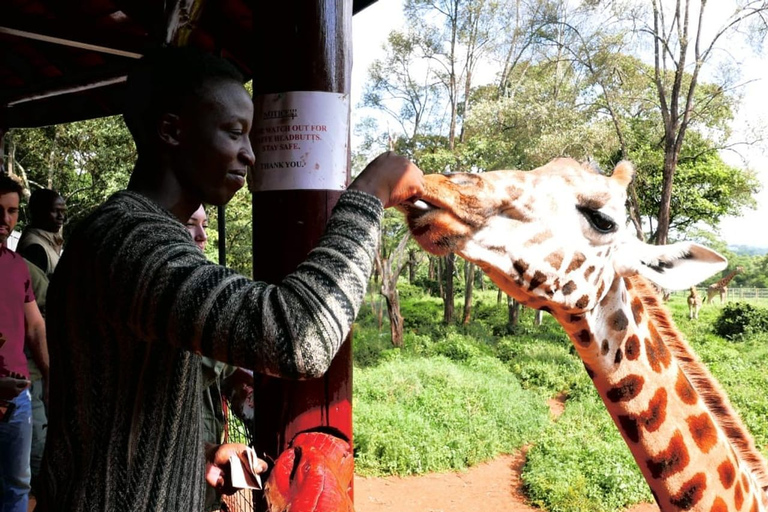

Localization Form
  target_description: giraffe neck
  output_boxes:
[716,271,739,290]
[555,275,768,511]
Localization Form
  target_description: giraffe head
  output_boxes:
[400,158,727,314]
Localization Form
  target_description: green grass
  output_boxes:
[353,356,550,476]
[352,283,768,510]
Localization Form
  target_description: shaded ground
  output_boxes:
[355,393,659,512]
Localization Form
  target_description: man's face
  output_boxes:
[38,195,67,233]
[0,192,20,246]
[173,80,255,206]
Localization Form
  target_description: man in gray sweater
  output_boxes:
[39,46,423,511]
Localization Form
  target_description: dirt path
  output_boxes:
[354,452,659,512]
[354,394,659,512]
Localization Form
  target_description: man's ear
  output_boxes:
[158,113,181,146]
[613,237,727,291]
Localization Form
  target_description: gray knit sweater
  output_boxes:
[41,189,382,512]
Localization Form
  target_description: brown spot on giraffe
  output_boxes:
[601,339,610,355]
[584,363,595,380]
[596,281,605,301]
[675,369,698,405]
[631,296,644,324]
[562,280,576,295]
[607,374,644,403]
[569,314,583,323]
[645,323,672,373]
[618,415,640,443]
[526,230,553,246]
[545,251,564,270]
[575,295,590,309]
[513,259,529,276]
[646,430,690,479]
[623,277,633,290]
[669,472,706,509]
[687,413,718,454]
[614,349,623,364]
[529,270,547,291]
[751,497,759,512]
[735,480,744,510]
[640,388,667,433]
[710,496,728,512]
[718,459,736,489]
[584,265,595,280]
[566,252,586,273]
[741,473,750,495]
[625,334,641,360]
[609,310,629,332]
[576,329,592,347]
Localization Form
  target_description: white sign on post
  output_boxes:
[250,91,349,191]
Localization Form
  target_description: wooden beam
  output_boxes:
[0,26,143,59]
[6,76,127,106]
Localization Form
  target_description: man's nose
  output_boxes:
[241,138,256,167]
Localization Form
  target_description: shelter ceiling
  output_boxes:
[0,0,377,129]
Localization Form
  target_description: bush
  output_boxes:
[713,302,768,340]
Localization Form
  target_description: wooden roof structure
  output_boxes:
[0,0,378,129]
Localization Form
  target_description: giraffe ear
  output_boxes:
[614,240,728,291]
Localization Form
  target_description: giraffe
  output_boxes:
[687,287,702,320]
[706,267,744,305]
[399,158,768,512]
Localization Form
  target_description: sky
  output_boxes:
[350,0,768,249]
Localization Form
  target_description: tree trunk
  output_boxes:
[443,253,455,324]
[382,288,404,347]
[656,151,678,245]
[408,249,417,283]
[507,296,520,333]
[497,286,502,304]
[462,262,475,325]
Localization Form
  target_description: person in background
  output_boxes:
[185,204,255,512]
[38,46,423,512]
[16,188,65,497]
[17,189,66,277]
[0,174,49,512]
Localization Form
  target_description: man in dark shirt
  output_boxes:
[39,46,423,512]
[17,189,66,277]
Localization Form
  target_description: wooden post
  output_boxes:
[249,0,353,508]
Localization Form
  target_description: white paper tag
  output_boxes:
[229,447,263,490]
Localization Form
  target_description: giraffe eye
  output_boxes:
[577,206,617,234]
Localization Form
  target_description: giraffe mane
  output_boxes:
[629,274,768,497]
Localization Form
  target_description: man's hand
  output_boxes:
[205,443,268,495]
[348,152,424,208]
[0,375,30,401]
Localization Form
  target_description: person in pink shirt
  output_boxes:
[0,174,49,512]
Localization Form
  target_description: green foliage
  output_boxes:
[354,356,549,476]
[496,333,593,399]
[713,302,768,341]
[522,395,653,512]
[7,117,135,233]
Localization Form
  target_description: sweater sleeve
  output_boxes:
[104,190,382,379]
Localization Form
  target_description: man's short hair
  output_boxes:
[0,174,24,199]
[123,46,246,152]
[28,188,62,223]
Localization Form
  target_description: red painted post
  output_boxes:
[249,0,353,508]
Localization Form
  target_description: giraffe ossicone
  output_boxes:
[400,158,768,512]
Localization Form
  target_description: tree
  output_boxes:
[6,116,135,233]
[642,0,768,244]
